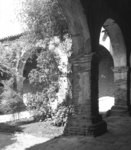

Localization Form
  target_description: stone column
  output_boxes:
[111,66,129,115]
[64,53,107,136]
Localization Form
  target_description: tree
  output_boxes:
[20,0,68,41]
[19,0,71,122]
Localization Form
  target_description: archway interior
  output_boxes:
[98,26,115,113]
[23,53,38,94]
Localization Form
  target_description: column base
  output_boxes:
[110,105,129,116]
[64,115,107,137]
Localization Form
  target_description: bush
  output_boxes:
[0,90,25,114]
[26,91,53,121]
[52,101,74,126]
[0,78,25,114]
[26,44,60,122]
[52,105,68,126]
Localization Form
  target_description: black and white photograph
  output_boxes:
[0,0,131,149]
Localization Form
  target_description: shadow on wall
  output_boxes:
[98,46,114,98]
[98,46,115,113]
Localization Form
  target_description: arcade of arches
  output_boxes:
[15,0,131,136]
[55,0,131,136]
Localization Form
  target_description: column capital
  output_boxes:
[112,66,129,73]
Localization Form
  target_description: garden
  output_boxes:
[0,0,73,146]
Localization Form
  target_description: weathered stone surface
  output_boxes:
[57,0,91,55]
[64,104,107,136]
[64,53,107,136]
[111,66,129,115]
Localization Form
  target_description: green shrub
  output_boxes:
[0,78,25,114]
[52,101,74,126]
[26,91,53,121]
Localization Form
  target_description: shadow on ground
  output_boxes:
[26,116,131,150]
[0,123,23,134]
[0,122,22,149]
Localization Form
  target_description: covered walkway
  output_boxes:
[0,115,131,150]
[26,116,131,150]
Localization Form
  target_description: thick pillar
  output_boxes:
[111,66,129,115]
[64,53,107,136]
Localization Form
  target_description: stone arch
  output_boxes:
[16,0,107,136]
[57,0,107,136]
[98,45,114,98]
[97,45,115,113]
[100,18,129,114]
[57,0,91,55]
[18,50,33,76]
[16,47,42,93]
[102,18,127,67]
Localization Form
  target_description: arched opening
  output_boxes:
[98,18,128,114]
[23,49,41,94]
[0,0,108,139]
[102,18,127,66]
[98,45,114,113]
[99,26,115,113]
[20,37,72,113]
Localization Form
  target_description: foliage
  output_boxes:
[52,99,74,127]
[52,104,69,126]
[25,91,53,121]
[0,40,21,70]
[28,50,60,90]
[0,78,25,114]
[20,0,68,40]
[18,0,72,122]
[22,41,60,121]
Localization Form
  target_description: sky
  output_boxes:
[0,0,25,39]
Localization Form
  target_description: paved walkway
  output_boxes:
[1,113,131,150]
[25,116,131,150]
[2,133,49,150]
